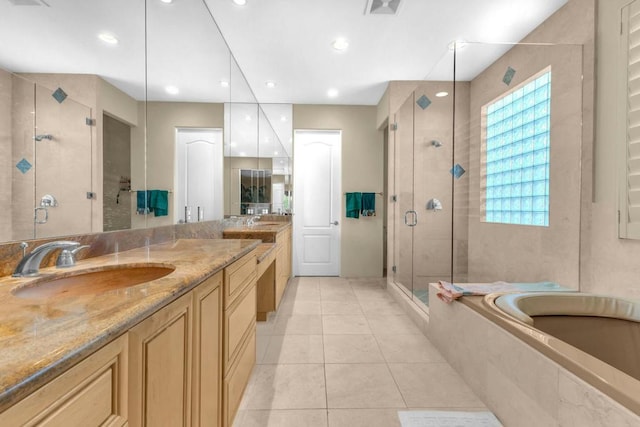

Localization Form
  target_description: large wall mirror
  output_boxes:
[0,0,292,244]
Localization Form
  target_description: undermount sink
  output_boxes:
[12,264,175,299]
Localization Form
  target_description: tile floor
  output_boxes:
[233,276,488,427]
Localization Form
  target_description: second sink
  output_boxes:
[12,264,175,299]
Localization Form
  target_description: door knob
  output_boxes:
[331,220,339,225]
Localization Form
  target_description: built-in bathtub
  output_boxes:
[485,292,640,416]
[425,283,640,425]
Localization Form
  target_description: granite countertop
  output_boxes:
[0,238,259,412]
[255,243,276,263]
[223,222,291,243]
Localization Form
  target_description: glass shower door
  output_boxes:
[392,93,416,298]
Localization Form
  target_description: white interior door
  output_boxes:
[293,130,341,276]
[174,128,223,223]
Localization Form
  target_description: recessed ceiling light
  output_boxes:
[280,160,284,164]
[98,33,118,45]
[239,151,247,156]
[165,85,179,95]
[233,0,246,5]
[245,115,252,121]
[220,80,229,87]
[274,151,279,155]
[435,91,449,97]
[265,81,276,88]
[160,0,172,3]
[327,88,339,98]
[280,115,287,122]
[332,38,349,51]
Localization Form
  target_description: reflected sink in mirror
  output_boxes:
[12,264,175,299]
[251,222,282,227]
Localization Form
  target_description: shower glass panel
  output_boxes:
[390,78,455,310]
[33,83,93,239]
[452,42,585,290]
[393,93,415,300]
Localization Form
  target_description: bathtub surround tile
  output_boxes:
[241,364,326,410]
[558,372,640,427]
[233,409,328,427]
[325,363,406,409]
[485,360,558,427]
[375,334,445,363]
[389,363,485,409]
[323,315,371,335]
[487,325,560,418]
[327,409,402,427]
[323,334,385,363]
[261,335,324,364]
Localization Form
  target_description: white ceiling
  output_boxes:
[0,0,569,106]
[204,0,569,105]
[0,0,568,157]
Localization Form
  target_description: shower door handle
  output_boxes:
[404,210,417,227]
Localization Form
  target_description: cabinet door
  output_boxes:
[128,292,192,427]
[0,334,128,427]
[192,272,222,427]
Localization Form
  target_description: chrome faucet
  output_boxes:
[56,245,90,268]
[13,241,82,277]
[247,215,261,226]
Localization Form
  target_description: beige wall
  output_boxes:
[103,115,132,232]
[293,104,384,277]
[466,44,585,288]
[133,101,224,229]
[589,0,640,299]
[0,69,11,242]
[464,0,595,289]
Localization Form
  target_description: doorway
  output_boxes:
[174,128,223,223]
[293,130,342,276]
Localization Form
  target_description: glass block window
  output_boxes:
[482,69,551,227]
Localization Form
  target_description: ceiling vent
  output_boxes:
[7,0,50,6]
[365,0,401,15]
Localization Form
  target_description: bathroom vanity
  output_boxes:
[223,222,292,321]
[0,238,259,427]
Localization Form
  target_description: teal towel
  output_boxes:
[136,190,150,215]
[361,193,376,216]
[150,190,169,217]
[346,192,361,218]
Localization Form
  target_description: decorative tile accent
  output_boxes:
[52,87,67,103]
[450,164,466,179]
[416,94,432,110]
[503,67,516,85]
[16,158,32,174]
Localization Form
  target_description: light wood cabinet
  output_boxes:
[274,227,292,310]
[2,250,255,427]
[222,250,257,427]
[128,291,193,427]
[192,272,223,427]
[0,334,128,427]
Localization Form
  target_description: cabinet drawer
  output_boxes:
[0,335,128,427]
[224,284,256,371]
[223,330,256,427]
[224,251,257,307]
